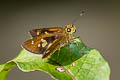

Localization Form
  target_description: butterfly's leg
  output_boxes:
[75,41,81,50]
[56,39,66,60]
[62,37,70,52]
[72,37,86,54]
[66,39,71,53]
[56,46,61,60]
[70,36,82,51]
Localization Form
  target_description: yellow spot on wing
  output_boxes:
[38,44,41,47]
[42,41,47,47]
[37,31,40,35]
[41,39,48,47]
[45,31,48,34]
[31,40,34,44]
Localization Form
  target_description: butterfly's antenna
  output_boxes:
[72,10,85,24]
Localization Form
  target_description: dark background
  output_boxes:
[0,0,120,80]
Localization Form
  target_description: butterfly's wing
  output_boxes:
[22,32,65,57]
[29,27,63,38]
[22,36,50,54]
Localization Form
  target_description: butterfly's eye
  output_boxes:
[67,28,71,32]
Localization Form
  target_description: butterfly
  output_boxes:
[22,24,77,58]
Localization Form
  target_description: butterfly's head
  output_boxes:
[65,24,76,34]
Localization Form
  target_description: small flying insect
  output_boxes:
[22,24,76,58]
[22,11,85,58]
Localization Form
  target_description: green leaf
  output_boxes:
[0,38,110,80]
[0,62,16,80]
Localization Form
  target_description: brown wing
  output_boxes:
[29,27,63,38]
[22,32,65,55]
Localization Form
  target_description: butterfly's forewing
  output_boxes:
[22,37,50,54]
[22,32,65,56]
[29,27,63,37]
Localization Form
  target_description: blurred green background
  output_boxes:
[0,0,119,80]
